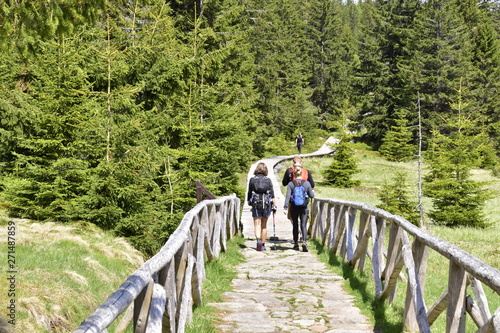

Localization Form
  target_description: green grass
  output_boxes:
[0,217,143,332]
[185,235,245,333]
[283,143,500,333]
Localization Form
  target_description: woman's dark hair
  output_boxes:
[254,163,268,176]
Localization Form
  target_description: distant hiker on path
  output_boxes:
[296,132,304,154]
[247,163,277,251]
[284,165,314,252]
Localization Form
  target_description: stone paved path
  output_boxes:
[209,240,375,333]
[209,140,375,332]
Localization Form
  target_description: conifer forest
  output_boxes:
[1,0,500,255]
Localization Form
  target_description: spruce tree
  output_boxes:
[323,133,360,188]
[424,83,492,228]
[351,0,392,146]
[246,0,316,141]
[307,0,359,130]
[397,0,476,147]
[456,0,500,152]
[379,109,415,162]
[377,172,420,226]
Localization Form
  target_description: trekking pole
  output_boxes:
[270,210,279,249]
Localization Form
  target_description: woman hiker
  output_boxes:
[247,162,277,251]
[283,165,314,252]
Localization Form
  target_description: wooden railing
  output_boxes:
[309,197,500,333]
[74,194,240,333]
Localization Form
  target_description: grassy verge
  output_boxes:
[0,216,143,332]
[185,235,245,333]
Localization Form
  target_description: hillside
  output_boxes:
[0,216,143,332]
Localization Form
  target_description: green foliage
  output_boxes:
[323,134,361,188]
[0,0,111,53]
[377,172,420,226]
[425,178,491,228]
[424,86,494,227]
[378,109,416,162]
[2,0,500,254]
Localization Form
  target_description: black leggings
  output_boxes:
[290,206,308,243]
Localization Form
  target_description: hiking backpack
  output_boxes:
[251,175,271,210]
[291,179,307,207]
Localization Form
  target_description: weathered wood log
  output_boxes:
[114,304,133,333]
[447,260,467,333]
[145,284,167,333]
[318,202,327,241]
[74,268,153,333]
[175,243,189,301]
[204,223,215,262]
[427,290,448,326]
[383,221,402,281]
[345,208,357,262]
[176,254,196,333]
[134,279,154,333]
[340,209,349,259]
[466,295,486,328]
[405,238,429,330]
[469,276,491,324]
[380,250,404,302]
[321,204,332,247]
[354,212,370,272]
[371,216,383,297]
[476,307,500,333]
[331,205,346,254]
[192,224,205,307]
[382,221,402,303]
[350,218,371,270]
[218,204,228,253]
[161,260,177,333]
[308,199,319,239]
[74,196,239,333]
[328,205,340,251]
[310,200,322,240]
[400,233,430,333]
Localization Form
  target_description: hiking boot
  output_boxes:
[302,241,308,252]
[262,244,266,251]
[256,239,262,251]
[293,243,299,251]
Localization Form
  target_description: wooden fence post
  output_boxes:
[447,260,467,333]
[134,279,154,333]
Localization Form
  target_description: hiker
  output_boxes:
[283,165,314,252]
[247,162,277,251]
[282,155,315,188]
[296,132,304,154]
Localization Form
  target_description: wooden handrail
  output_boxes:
[74,192,499,333]
[309,197,500,333]
[74,195,240,333]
